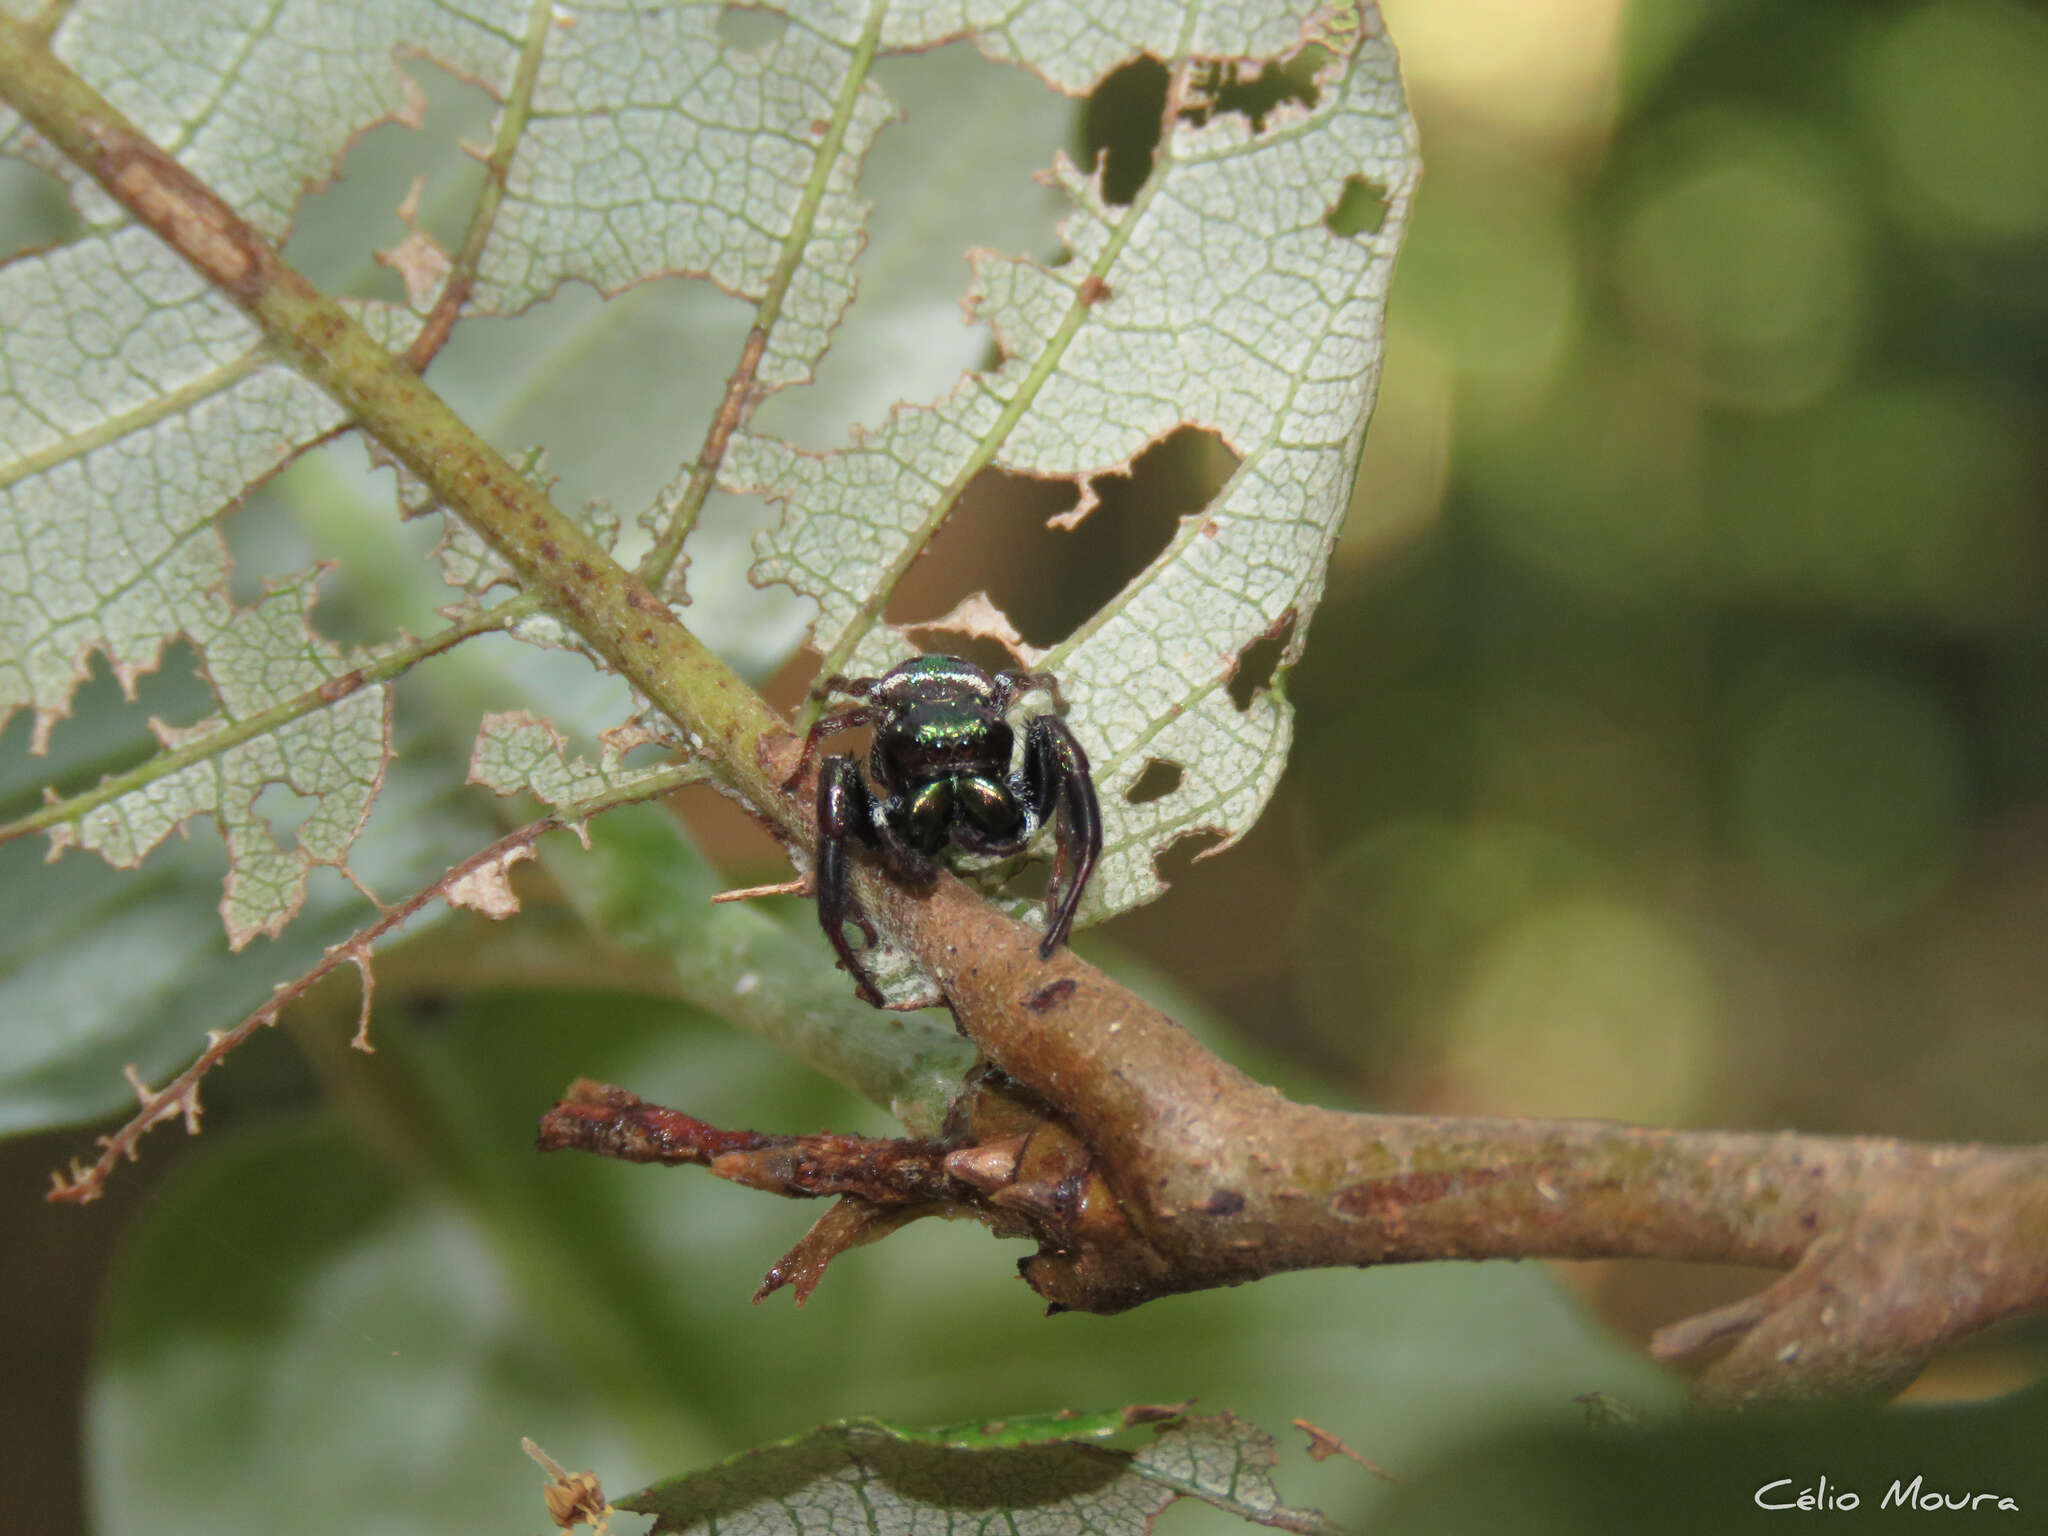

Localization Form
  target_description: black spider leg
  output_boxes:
[991,669,1066,714]
[815,755,887,1006]
[1019,715,1102,958]
[784,704,873,790]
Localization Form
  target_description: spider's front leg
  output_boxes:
[991,669,1066,715]
[816,755,887,1006]
[1020,715,1103,958]
[784,705,872,791]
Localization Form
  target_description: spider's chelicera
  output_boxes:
[787,654,1103,1006]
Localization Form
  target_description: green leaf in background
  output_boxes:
[88,1120,664,1536]
[0,728,498,1136]
[623,1412,1327,1536]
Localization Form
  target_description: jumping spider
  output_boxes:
[786,654,1103,1006]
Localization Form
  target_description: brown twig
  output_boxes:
[46,767,702,1203]
[582,751,2048,1401]
[887,868,2048,1402]
[537,1069,1155,1310]
[536,1078,955,1203]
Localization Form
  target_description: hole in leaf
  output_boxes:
[615,737,670,772]
[753,42,1074,449]
[0,158,81,260]
[281,61,496,303]
[1227,608,1297,711]
[1080,56,1170,205]
[885,425,1239,652]
[898,594,1048,678]
[1325,175,1391,238]
[254,781,319,853]
[716,5,786,47]
[1123,758,1184,805]
[884,471,1076,658]
[913,633,1027,680]
[1000,857,1049,902]
[1179,49,1323,133]
[1149,827,1228,890]
[10,644,214,800]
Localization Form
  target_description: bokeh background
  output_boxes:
[1123,0,2048,1375]
[4,0,2046,1531]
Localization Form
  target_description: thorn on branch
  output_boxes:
[709,874,813,904]
[753,1197,925,1306]
[339,864,391,915]
[1650,1288,1776,1363]
[122,1063,203,1137]
[345,946,376,1053]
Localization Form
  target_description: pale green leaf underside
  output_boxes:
[623,1412,1327,1536]
[466,709,681,811]
[4,0,1413,958]
[0,227,399,943]
[1,0,901,940]
[483,2,890,391]
[746,15,1416,927]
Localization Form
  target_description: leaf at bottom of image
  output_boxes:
[621,1409,1336,1536]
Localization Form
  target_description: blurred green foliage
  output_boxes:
[1271,0,2048,1157]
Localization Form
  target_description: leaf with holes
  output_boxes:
[740,13,1416,931]
[2,0,495,941]
[621,1411,1336,1536]
[4,0,961,1144]
[5,3,1412,1092]
[0,0,977,934]
[466,711,684,819]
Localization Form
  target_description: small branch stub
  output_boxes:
[535,1042,2048,1404]
[536,1071,1172,1311]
